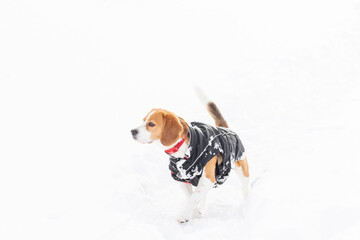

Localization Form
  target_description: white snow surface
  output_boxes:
[1,0,360,239]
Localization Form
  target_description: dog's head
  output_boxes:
[131,109,188,147]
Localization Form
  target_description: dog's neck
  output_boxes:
[155,136,190,159]
[168,139,189,158]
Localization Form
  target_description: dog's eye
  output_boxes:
[148,122,155,127]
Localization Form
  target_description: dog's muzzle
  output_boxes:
[131,129,138,139]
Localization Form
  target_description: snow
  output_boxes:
[1,0,360,239]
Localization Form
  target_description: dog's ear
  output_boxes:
[161,113,183,146]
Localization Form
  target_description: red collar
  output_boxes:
[165,137,186,155]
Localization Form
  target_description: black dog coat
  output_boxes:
[169,122,245,187]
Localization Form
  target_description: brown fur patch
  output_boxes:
[235,156,249,177]
[204,156,218,183]
[143,108,157,122]
[217,154,223,165]
[161,112,183,146]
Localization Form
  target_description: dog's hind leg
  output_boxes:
[234,156,250,199]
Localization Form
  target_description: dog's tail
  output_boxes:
[207,102,229,128]
[195,87,229,128]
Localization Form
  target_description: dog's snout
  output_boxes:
[131,129,138,136]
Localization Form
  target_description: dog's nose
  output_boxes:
[131,129,138,136]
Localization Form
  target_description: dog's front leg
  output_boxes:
[177,173,213,223]
[179,182,206,218]
[179,182,193,198]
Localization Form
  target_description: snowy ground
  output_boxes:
[1,0,360,239]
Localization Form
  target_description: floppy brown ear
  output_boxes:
[161,113,183,146]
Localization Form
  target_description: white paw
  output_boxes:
[177,215,190,223]
[177,211,193,223]
[177,208,202,223]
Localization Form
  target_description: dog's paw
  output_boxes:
[177,208,202,223]
[177,211,193,223]
[177,216,190,224]
[177,217,189,223]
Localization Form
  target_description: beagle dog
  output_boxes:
[131,101,249,223]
